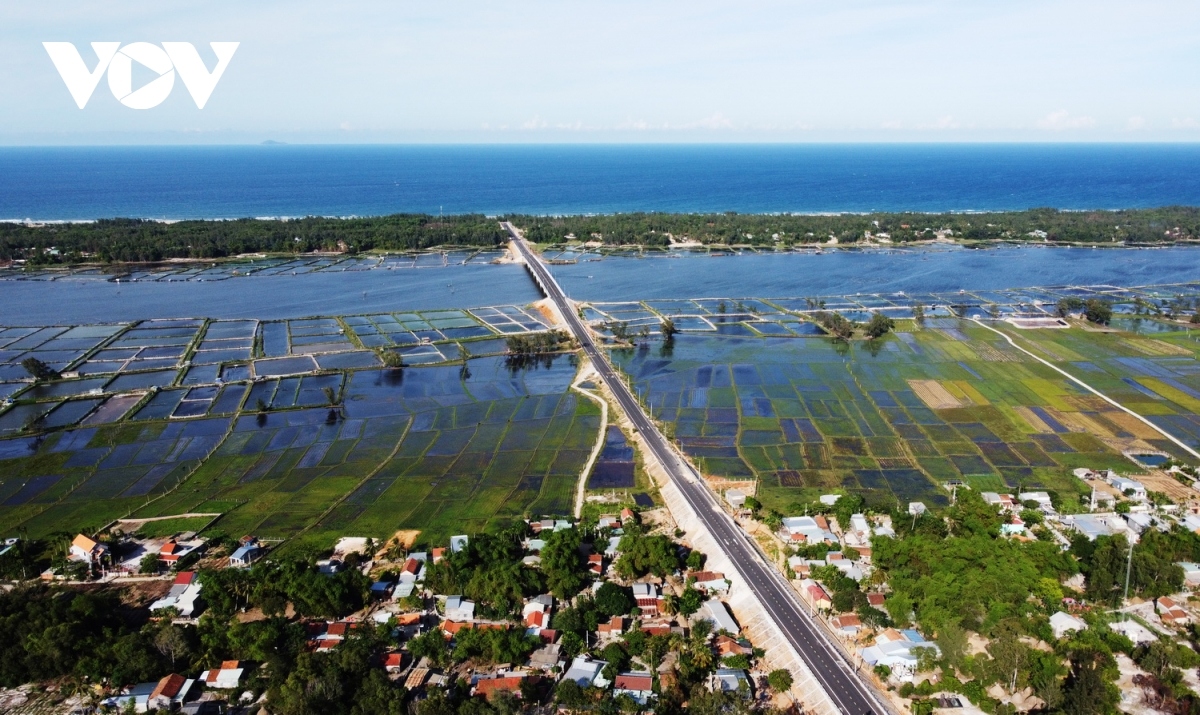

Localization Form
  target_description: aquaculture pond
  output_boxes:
[0,296,598,546]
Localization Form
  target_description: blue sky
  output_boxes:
[3,0,1200,143]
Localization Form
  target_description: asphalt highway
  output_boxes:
[503,224,886,715]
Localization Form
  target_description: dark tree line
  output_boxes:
[3,214,507,264]
[513,207,1200,247]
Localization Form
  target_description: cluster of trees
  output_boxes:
[0,579,408,715]
[199,558,371,619]
[3,214,507,265]
[1071,528,1200,605]
[505,330,572,357]
[814,311,856,340]
[1055,297,1114,325]
[811,311,895,341]
[408,624,541,670]
[513,207,1200,247]
[865,489,1200,713]
[424,529,550,619]
[874,491,1078,634]
[613,525,681,579]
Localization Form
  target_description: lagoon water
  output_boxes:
[547,244,1200,302]
[5,144,1200,219]
[4,144,1200,323]
[5,244,1199,325]
[3,263,542,324]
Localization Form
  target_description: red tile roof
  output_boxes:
[615,674,652,691]
[151,674,187,700]
[474,676,531,701]
[326,622,349,637]
[173,571,196,586]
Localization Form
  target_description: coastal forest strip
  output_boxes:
[4,206,1200,265]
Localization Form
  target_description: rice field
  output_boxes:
[4,280,1200,543]
[609,301,1200,513]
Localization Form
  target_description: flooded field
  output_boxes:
[3,266,1200,543]
[602,293,1200,511]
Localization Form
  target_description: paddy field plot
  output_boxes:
[0,304,595,548]
[610,306,1200,513]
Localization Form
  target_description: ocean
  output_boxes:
[4,144,1200,219]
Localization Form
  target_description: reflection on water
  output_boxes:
[548,245,1200,301]
[2,264,541,324]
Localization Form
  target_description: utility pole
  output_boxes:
[1123,537,1135,620]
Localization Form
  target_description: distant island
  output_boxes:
[3,207,1200,266]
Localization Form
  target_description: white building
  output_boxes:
[1049,611,1088,640]
[445,595,476,622]
[1110,476,1147,500]
[694,599,739,635]
[1018,491,1053,509]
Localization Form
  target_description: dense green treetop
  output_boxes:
[2,214,507,264]
[515,207,1200,247]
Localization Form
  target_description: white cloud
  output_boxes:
[688,112,734,130]
[1126,116,1146,130]
[1171,117,1200,130]
[1036,110,1096,130]
[339,121,352,131]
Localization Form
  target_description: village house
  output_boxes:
[714,634,753,657]
[383,652,405,673]
[69,533,108,565]
[713,668,751,696]
[1110,476,1147,500]
[1158,597,1190,625]
[690,571,730,593]
[981,492,1017,511]
[587,553,605,576]
[150,571,204,618]
[148,673,197,711]
[614,672,654,705]
[158,537,206,566]
[1178,562,1200,588]
[632,582,663,614]
[695,598,739,635]
[523,594,554,635]
[198,661,244,690]
[831,613,862,636]
[1049,611,1088,640]
[562,656,610,688]
[597,616,628,639]
[1018,491,1054,510]
[473,675,538,702]
[527,642,567,672]
[859,628,940,682]
[799,579,832,611]
[779,516,837,545]
[445,595,476,622]
[229,537,265,568]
